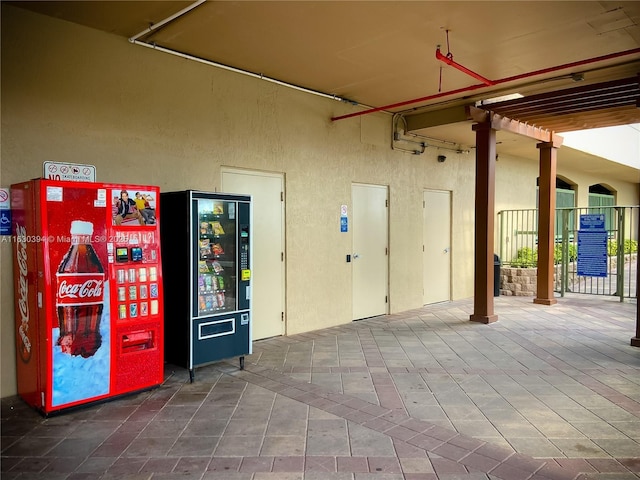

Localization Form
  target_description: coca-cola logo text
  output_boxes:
[15,224,32,363]
[57,278,104,301]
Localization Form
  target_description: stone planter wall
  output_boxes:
[500,265,561,297]
[500,267,537,296]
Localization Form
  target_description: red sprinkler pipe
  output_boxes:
[435,46,495,86]
[331,46,640,121]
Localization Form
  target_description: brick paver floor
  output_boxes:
[2,294,639,479]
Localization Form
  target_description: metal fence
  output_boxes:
[497,206,639,300]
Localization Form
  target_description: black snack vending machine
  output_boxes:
[160,191,251,381]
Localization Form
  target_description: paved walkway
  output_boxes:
[2,294,639,479]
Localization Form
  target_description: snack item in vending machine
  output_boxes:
[211,261,223,273]
[199,239,211,257]
[211,222,225,235]
[205,294,215,310]
[216,292,225,308]
[200,222,212,234]
[56,221,105,358]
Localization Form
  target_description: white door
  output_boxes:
[352,183,388,320]
[222,169,285,340]
[423,189,451,304]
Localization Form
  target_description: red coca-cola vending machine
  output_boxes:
[11,178,164,415]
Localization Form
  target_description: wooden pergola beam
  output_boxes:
[467,106,563,146]
[405,105,563,147]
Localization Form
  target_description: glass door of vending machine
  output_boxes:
[196,198,236,316]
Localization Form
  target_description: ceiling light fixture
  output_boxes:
[476,93,524,106]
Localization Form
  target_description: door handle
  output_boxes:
[443,248,449,253]
[353,253,360,259]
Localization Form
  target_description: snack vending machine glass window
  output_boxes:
[160,191,251,382]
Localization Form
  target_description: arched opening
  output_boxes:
[589,184,617,231]
[536,176,577,236]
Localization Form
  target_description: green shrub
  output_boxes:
[623,239,638,254]
[554,244,577,263]
[512,247,537,268]
[608,239,638,256]
[512,240,635,268]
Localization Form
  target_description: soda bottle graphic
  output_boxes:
[56,220,105,358]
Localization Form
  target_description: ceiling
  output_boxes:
[7,1,640,176]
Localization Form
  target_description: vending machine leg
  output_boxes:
[189,369,195,383]
[240,356,245,370]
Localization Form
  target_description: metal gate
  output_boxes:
[498,206,638,300]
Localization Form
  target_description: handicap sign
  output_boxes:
[0,210,10,235]
[0,188,10,235]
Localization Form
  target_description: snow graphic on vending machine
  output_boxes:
[52,281,111,407]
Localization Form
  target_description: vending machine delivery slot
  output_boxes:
[199,318,235,339]
[121,330,155,353]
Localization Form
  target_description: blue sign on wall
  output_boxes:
[340,216,348,233]
[0,209,11,235]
